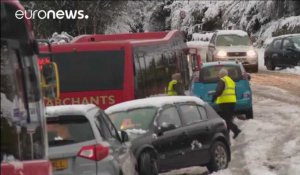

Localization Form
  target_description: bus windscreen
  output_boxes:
[53,50,125,92]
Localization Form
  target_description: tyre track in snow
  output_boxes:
[228,134,251,175]
[247,72,300,175]
[251,71,300,99]
[264,111,300,175]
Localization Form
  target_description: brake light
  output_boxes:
[242,93,251,99]
[78,144,109,161]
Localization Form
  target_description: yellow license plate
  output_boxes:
[51,159,68,170]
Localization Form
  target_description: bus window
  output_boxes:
[53,50,125,92]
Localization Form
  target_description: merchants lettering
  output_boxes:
[45,95,116,107]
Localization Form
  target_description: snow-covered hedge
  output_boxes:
[49,32,73,44]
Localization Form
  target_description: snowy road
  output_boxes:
[161,72,300,175]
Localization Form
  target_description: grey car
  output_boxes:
[46,104,137,175]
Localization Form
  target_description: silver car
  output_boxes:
[46,104,137,175]
[206,30,258,72]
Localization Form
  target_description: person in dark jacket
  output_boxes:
[167,73,185,96]
[212,68,241,139]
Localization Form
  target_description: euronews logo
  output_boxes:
[15,10,89,20]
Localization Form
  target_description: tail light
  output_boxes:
[78,144,109,161]
[242,93,251,99]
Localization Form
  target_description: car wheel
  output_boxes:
[265,59,275,70]
[139,152,158,175]
[207,141,229,173]
[245,108,253,119]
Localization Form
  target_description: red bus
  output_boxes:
[42,30,196,109]
[1,1,58,174]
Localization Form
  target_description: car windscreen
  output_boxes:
[216,35,251,46]
[46,115,94,147]
[291,36,300,49]
[53,50,125,92]
[108,107,157,131]
[199,65,242,83]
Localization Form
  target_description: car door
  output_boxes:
[177,103,212,166]
[95,112,129,173]
[282,39,297,66]
[151,105,185,171]
[271,39,284,65]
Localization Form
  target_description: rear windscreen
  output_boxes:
[46,115,94,147]
[53,50,125,92]
[199,65,242,83]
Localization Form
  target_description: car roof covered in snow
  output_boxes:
[105,96,205,114]
[216,30,248,36]
[271,33,300,40]
[46,104,98,117]
[264,34,300,47]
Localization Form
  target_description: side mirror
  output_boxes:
[120,130,129,142]
[157,122,176,136]
[41,63,60,99]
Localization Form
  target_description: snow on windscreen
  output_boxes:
[105,96,205,114]
[125,129,147,135]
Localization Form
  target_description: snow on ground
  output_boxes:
[256,47,300,75]
[161,84,300,175]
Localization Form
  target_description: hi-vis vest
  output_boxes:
[216,75,237,104]
[167,80,178,96]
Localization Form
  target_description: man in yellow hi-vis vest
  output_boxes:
[212,68,241,139]
[167,73,185,96]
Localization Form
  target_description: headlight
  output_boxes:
[216,50,227,57]
[247,50,257,57]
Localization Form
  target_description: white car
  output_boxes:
[206,30,258,72]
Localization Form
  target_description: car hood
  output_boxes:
[215,45,255,52]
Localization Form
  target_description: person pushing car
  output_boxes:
[212,68,241,139]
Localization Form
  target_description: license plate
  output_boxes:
[229,58,246,61]
[51,159,68,170]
